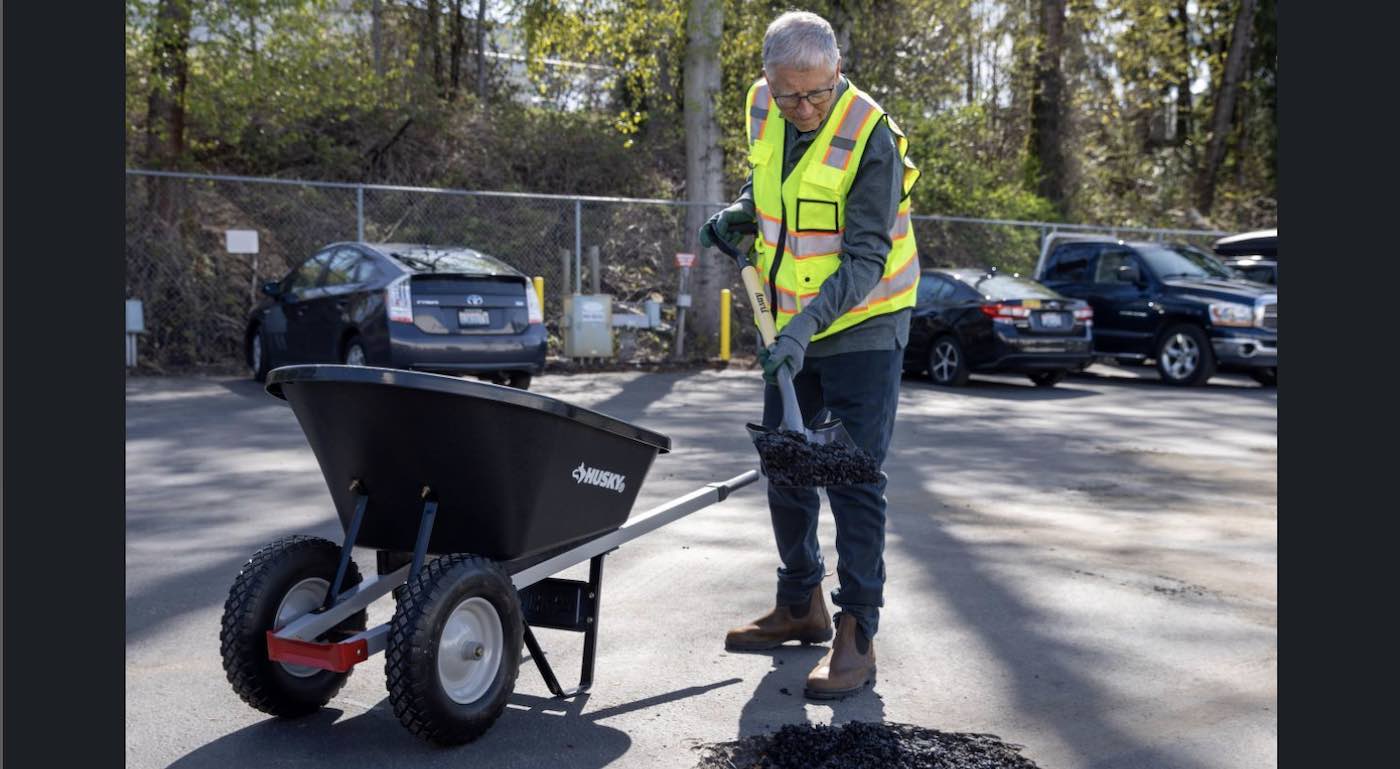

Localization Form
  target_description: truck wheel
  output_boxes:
[1155,325,1216,386]
[220,536,367,717]
[386,554,523,745]
[1028,370,1066,388]
[927,335,970,387]
[1250,367,1277,387]
[250,327,271,382]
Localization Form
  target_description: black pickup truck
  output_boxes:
[1034,234,1277,386]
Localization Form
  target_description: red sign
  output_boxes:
[675,252,696,268]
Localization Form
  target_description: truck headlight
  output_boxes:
[1209,302,1254,327]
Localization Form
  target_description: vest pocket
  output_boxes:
[796,198,839,233]
[748,142,773,168]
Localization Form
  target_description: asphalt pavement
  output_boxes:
[125,363,1277,769]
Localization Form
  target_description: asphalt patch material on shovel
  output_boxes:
[753,430,883,488]
[694,721,1043,769]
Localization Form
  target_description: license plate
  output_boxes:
[1039,312,1066,328]
[458,308,491,327]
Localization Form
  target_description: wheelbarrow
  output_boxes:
[219,365,759,745]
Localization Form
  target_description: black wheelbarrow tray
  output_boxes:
[219,365,759,746]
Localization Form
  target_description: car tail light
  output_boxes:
[524,283,543,324]
[1073,306,1093,320]
[386,276,414,323]
[979,303,1030,320]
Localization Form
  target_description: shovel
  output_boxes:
[704,220,881,487]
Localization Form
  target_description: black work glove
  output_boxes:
[699,202,754,249]
[757,313,819,385]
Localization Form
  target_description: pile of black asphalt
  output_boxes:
[693,721,1043,769]
[753,430,882,488]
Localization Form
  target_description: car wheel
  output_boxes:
[1155,325,1216,386]
[1028,371,1066,388]
[343,336,367,367]
[926,335,970,387]
[250,327,271,383]
[505,372,532,390]
[1250,367,1277,387]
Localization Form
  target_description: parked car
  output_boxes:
[1034,234,1277,387]
[1213,228,1278,285]
[246,242,546,389]
[904,268,1094,387]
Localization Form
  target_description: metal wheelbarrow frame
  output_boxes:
[219,365,758,745]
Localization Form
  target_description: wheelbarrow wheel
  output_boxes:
[385,554,523,745]
[219,536,368,717]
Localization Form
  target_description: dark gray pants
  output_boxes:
[762,347,903,640]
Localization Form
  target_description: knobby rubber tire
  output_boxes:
[385,554,523,746]
[220,535,367,717]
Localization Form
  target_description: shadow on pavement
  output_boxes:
[166,700,632,769]
[170,678,744,769]
[883,478,1217,769]
[901,374,1100,402]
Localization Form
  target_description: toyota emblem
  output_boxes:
[465,295,484,306]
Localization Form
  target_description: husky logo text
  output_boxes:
[571,462,627,493]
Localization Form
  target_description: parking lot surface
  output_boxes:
[126,365,1276,769]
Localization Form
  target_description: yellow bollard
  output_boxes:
[720,289,732,361]
[533,276,545,313]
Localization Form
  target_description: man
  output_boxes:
[699,10,920,700]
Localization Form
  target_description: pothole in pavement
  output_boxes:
[693,721,1043,769]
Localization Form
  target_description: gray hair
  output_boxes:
[762,11,840,73]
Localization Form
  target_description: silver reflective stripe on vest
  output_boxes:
[750,84,771,144]
[891,209,912,241]
[821,94,878,171]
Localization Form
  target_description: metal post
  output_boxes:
[574,199,583,294]
[356,185,365,242]
[673,266,690,360]
[588,245,600,294]
[560,249,572,306]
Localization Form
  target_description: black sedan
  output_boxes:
[246,242,546,389]
[904,268,1094,387]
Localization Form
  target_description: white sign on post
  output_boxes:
[226,229,260,254]
[675,252,696,269]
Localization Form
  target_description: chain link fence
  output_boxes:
[125,169,1226,372]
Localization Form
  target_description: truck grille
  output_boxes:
[1260,302,1277,330]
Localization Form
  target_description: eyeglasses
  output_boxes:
[772,84,837,109]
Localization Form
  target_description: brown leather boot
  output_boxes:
[724,586,833,651]
[804,613,876,699]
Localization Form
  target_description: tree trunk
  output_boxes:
[683,0,725,357]
[1028,0,1067,212]
[427,0,444,92]
[1195,0,1257,215]
[476,0,488,100]
[145,0,193,220]
[1175,0,1192,143]
[371,0,384,78]
[449,0,465,99]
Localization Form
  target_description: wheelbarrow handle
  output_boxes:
[705,221,805,434]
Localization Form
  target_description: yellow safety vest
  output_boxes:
[745,77,921,342]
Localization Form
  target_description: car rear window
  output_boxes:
[973,275,1058,300]
[390,249,517,275]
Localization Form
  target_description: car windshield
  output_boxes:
[389,248,515,275]
[972,275,1059,300]
[1138,244,1235,280]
